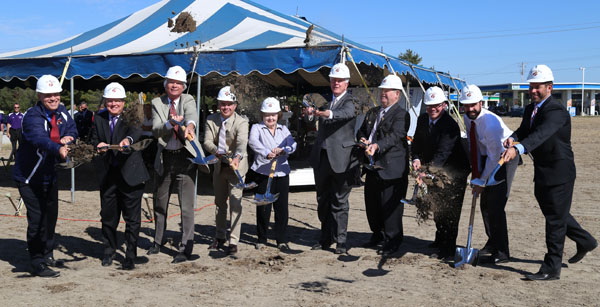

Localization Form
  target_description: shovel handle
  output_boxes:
[228,157,238,171]
[268,160,278,178]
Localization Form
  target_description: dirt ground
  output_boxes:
[0,117,598,306]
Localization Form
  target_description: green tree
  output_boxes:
[399,49,422,65]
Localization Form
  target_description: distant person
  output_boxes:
[74,101,93,142]
[140,103,156,168]
[357,75,410,257]
[503,64,597,281]
[7,103,24,161]
[14,75,77,277]
[0,111,4,135]
[411,86,469,260]
[248,97,297,251]
[90,83,149,270]
[461,84,518,264]
[204,86,249,256]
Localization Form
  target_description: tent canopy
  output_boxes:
[0,0,465,91]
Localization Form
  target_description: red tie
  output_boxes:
[50,113,61,144]
[169,101,179,139]
[470,121,480,179]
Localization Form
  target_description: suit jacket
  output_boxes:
[411,111,469,174]
[309,92,359,174]
[151,93,205,175]
[90,111,149,187]
[357,102,410,180]
[511,96,575,185]
[203,112,249,175]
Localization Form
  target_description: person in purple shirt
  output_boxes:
[249,97,297,251]
[7,103,24,161]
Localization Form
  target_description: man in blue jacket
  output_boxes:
[13,75,77,278]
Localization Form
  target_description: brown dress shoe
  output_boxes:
[227,244,238,255]
[208,238,226,250]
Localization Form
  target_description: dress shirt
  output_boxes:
[463,107,513,184]
[248,122,297,177]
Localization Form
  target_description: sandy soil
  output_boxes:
[0,117,598,306]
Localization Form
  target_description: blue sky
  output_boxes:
[1,0,599,85]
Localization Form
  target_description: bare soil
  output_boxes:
[0,116,598,306]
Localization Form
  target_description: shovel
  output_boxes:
[227,157,258,190]
[5,192,24,216]
[355,141,383,171]
[401,184,419,205]
[454,192,480,268]
[247,159,280,206]
[98,138,154,153]
[169,119,218,165]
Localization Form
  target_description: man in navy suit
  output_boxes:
[503,65,597,280]
[90,82,149,270]
[357,75,410,256]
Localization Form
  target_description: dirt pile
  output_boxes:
[68,143,96,164]
[169,12,196,33]
[413,166,467,223]
[122,102,144,128]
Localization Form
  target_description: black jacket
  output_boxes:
[511,96,575,185]
[411,111,469,174]
[90,111,149,187]
[357,102,410,180]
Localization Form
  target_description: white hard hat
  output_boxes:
[527,64,554,83]
[103,82,126,99]
[165,65,187,83]
[424,86,447,105]
[378,74,403,90]
[260,97,281,113]
[459,84,484,104]
[328,63,350,79]
[36,75,62,94]
[217,86,237,102]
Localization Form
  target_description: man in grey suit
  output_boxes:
[147,65,208,263]
[307,63,360,254]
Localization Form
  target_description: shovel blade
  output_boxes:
[454,246,479,267]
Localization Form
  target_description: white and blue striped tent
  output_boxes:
[0,0,465,90]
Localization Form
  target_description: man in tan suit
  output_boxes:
[203,86,249,256]
[147,65,208,263]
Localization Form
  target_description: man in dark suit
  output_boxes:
[74,101,93,142]
[90,83,149,270]
[503,65,597,281]
[411,86,470,259]
[307,63,360,254]
[357,75,410,256]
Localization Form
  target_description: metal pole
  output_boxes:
[70,78,75,203]
[580,67,585,116]
[194,72,201,209]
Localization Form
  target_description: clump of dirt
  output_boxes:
[169,12,196,33]
[226,75,278,123]
[231,254,295,273]
[122,102,144,128]
[44,282,77,293]
[128,271,165,280]
[68,143,97,164]
[413,166,467,223]
[174,262,210,274]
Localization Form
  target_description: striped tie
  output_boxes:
[530,105,539,127]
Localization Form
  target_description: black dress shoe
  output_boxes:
[122,258,135,270]
[334,244,347,254]
[208,238,226,250]
[172,253,189,264]
[147,243,160,255]
[102,254,115,267]
[227,245,238,256]
[381,244,399,257]
[525,271,560,281]
[32,263,60,278]
[568,242,597,264]
[45,257,65,268]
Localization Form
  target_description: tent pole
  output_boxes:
[194,73,201,209]
[70,77,75,204]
